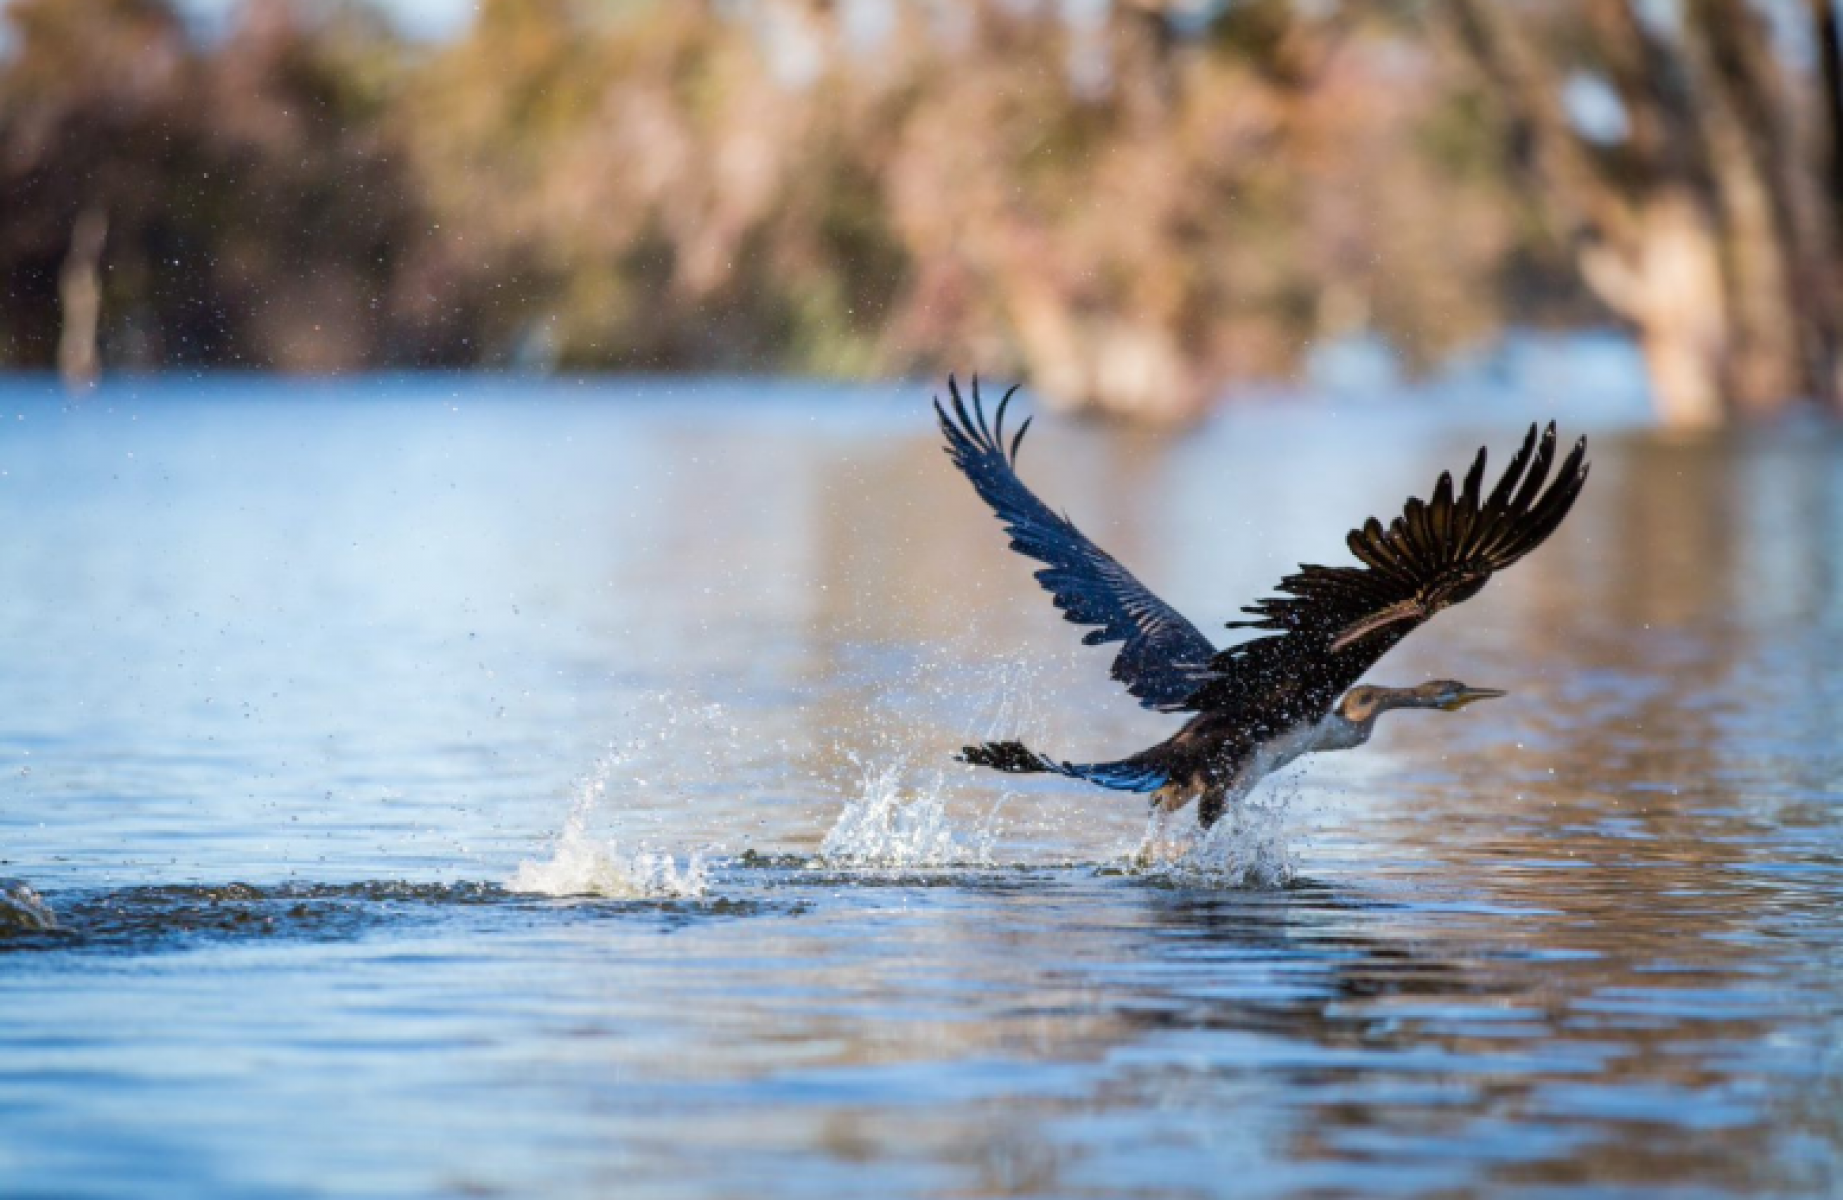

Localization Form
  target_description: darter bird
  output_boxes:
[938,377,1589,828]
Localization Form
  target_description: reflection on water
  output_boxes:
[0,376,1839,1198]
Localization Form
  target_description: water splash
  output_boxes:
[0,878,57,933]
[974,659,1045,746]
[819,756,993,869]
[1130,782,1298,889]
[508,758,712,900]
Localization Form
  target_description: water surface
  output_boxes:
[1,375,1840,1198]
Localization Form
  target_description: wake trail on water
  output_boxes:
[0,879,58,933]
[505,659,1304,893]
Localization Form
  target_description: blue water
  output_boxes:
[1,374,1840,1198]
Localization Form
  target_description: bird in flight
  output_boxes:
[936,376,1589,828]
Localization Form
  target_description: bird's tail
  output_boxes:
[956,740,1170,794]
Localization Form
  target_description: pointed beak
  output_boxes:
[1440,686,1506,711]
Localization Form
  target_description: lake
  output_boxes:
[1,372,1840,1198]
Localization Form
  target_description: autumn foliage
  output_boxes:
[2,0,1838,424]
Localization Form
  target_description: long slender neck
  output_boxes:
[1308,708,1374,753]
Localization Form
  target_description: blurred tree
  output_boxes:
[13,0,1835,426]
[1445,0,1842,426]
[0,0,464,374]
[402,0,1521,419]
[0,0,191,369]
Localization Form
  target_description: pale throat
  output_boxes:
[1183,706,1378,816]
[1306,707,1374,753]
[1241,707,1372,786]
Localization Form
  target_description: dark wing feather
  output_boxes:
[935,376,1219,712]
[1185,423,1589,726]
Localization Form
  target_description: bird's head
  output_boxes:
[1337,680,1506,725]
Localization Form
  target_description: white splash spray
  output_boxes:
[1131,780,1299,889]
[819,755,994,869]
[508,750,713,900]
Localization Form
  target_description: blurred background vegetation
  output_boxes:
[2,0,1840,426]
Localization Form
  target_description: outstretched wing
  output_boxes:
[1185,422,1590,725]
[936,376,1219,712]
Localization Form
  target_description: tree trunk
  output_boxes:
[1811,0,1843,217]
[1684,0,1833,415]
[56,206,108,390]
[1004,276,1204,423]
[1444,0,1841,425]
[1581,194,1728,428]
[1812,0,1843,411]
